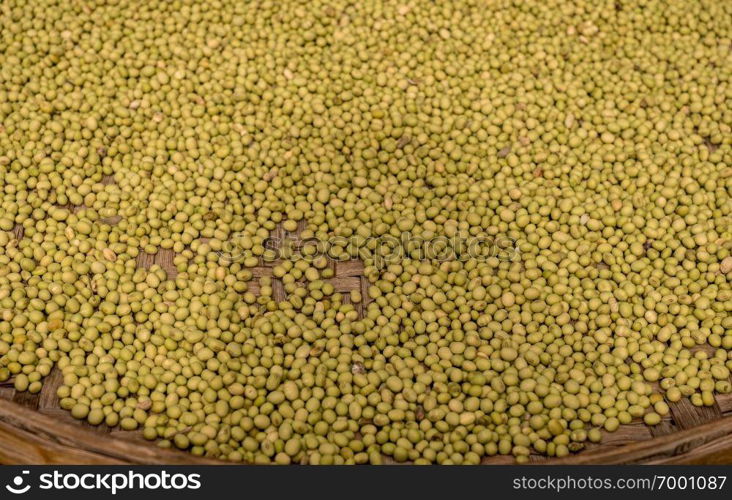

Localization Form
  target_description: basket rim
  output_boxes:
[0,398,224,465]
[2,398,732,464]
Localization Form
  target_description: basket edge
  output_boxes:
[3,399,732,465]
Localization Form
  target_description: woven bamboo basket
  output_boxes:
[1,182,732,465]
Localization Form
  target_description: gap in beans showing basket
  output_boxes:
[0,0,730,465]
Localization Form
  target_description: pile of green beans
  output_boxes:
[0,0,730,464]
